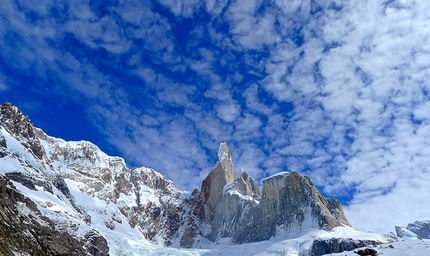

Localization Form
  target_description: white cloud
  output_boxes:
[243,84,273,115]
[234,142,266,181]
[0,74,8,92]
[65,16,131,54]
[206,0,229,15]
[274,0,310,15]
[0,83,8,92]
[115,0,150,25]
[414,101,430,122]
[156,0,203,17]
[215,102,241,122]
[345,170,430,233]
[66,0,98,20]
[224,0,281,49]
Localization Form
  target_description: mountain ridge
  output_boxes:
[0,102,385,255]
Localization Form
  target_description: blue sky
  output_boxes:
[1,0,430,233]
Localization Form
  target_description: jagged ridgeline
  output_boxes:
[0,102,351,254]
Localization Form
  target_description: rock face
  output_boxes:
[201,172,351,244]
[206,170,262,243]
[396,220,430,239]
[0,102,46,160]
[405,221,430,239]
[310,238,382,256]
[0,102,353,253]
[125,167,191,245]
[0,175,108,256]
[261,172,350,237]
[200,142,236,222]
[195,143,351,244]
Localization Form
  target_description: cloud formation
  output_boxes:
[1,0,430,233]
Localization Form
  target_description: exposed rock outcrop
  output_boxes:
[0,102,46,160]
[125,167,189,245]
[261,172,350,236]
[197,143,351,244]
[310,238,381,256]
[236,170,261,196]
[207,170,262,243]
[0,175,109,256]
[396,220,430,239]
[404,220,430,239]
[200,142,236,222]
[354,248,378,256]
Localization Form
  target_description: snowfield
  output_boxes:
[327,239,430,256]
[108,229,429,256]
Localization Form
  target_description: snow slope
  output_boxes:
[328,239,430,256]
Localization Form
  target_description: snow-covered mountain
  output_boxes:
[1,102,429,255]
[395,220,430,239]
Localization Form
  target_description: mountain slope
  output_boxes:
[0,102,387,255]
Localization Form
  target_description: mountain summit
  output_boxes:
[0,102,356,254]
[195,143,351,244]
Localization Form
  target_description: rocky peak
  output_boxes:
[0,103,31,133]
[231,170,261,197]
[197,148,351,244]
[206,168,262,243]
[0,102,46,160]
[217,142,235,177]
[405,221,430,239]
[130,167,178,199]
[261,172,350,234]
[0,175,109,255]
[200,142,236,221]
[396,220,430,239]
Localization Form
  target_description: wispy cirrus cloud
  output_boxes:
[0,73,9,92]
[224,0,280,50]
[65,17,131,54]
